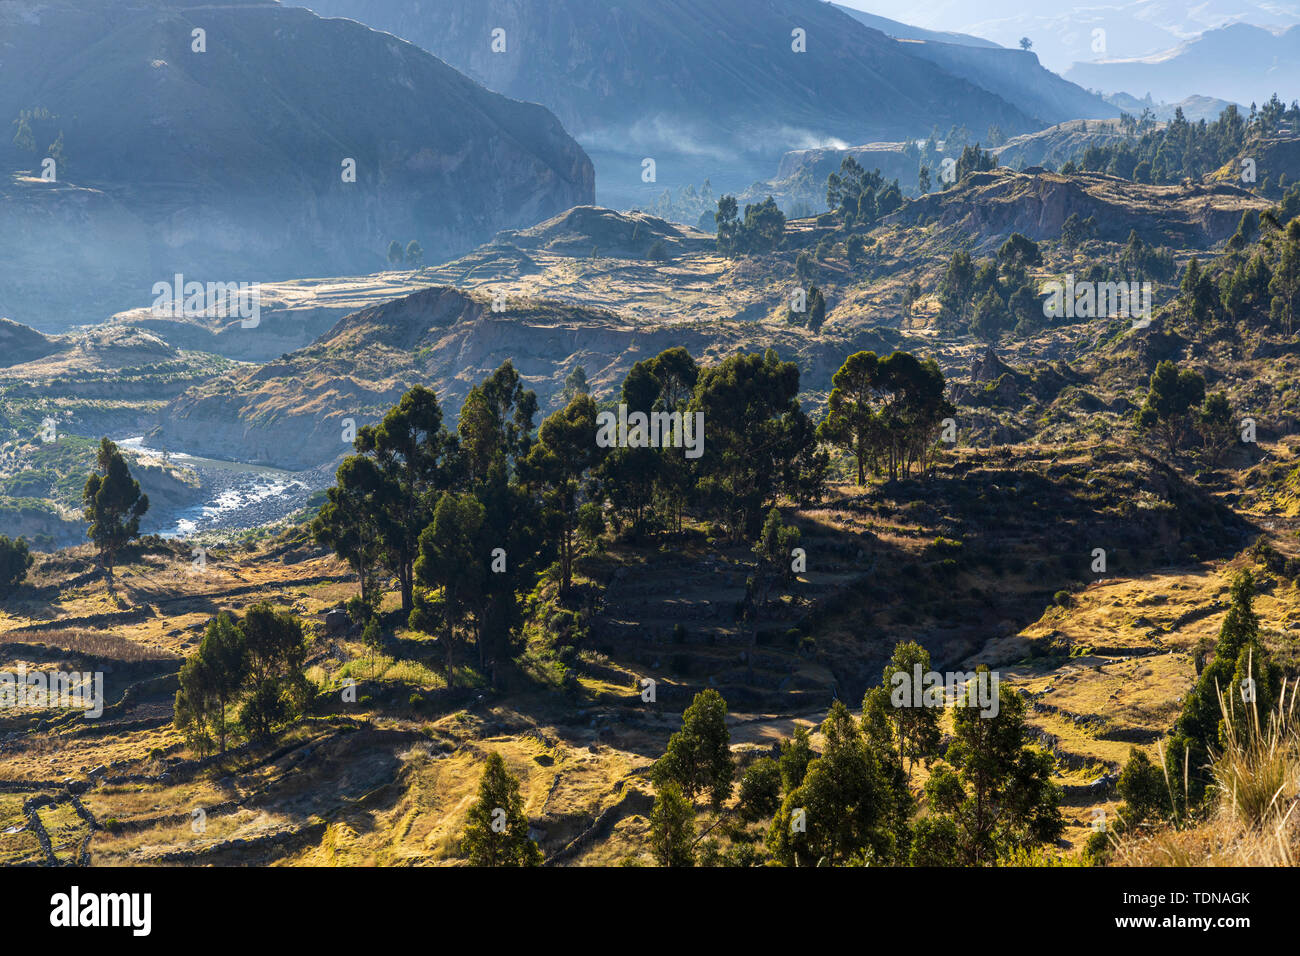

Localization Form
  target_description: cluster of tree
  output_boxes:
[312,363,547,683]
[824,157,904,231]
[817,350,953,483]
[647,647,1063,867]
[785,284,826,331]
[936,233,1043,339]
[82,438,149,578]
[1055,228,1176,295]
[911,127,989,188]
[643,178,715,232]
[1182,217,1300,334]
[313,345,950,681]
[386,239,425,269]
[1136,360,1238,462]
[714,196,786,255]
[10,106,66,173]
[1058,98,1299,191]
[591,347,828,543]
[0,534,33,595]
[174,604,311,754]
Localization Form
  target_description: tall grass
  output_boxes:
[1114,675,1300,866]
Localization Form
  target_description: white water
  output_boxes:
[117,437,315,538]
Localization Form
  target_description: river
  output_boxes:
[117,437,328,538]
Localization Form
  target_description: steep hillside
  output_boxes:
[0,318,61,367]
[898,40,1116,126]
[0,0,594,330]
[305,0,1040,205]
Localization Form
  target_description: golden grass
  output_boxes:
[1113,679,1300,866]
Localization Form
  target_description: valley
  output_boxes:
[3,0,1300,882]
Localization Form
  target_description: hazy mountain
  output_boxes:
[836,0,1300,72]
[1065,23,1300,106]
[303,0,1042,206]
[899,38,1117,125]
[1103,93,1240,123]
[0,0,593,331]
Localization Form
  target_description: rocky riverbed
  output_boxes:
[118,438,333,537]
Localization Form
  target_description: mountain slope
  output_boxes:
[901,40,1117,125]
[831,4,999,47]
[0,0,593,330]
[833,4,1117,124]
[304,0,1041,204]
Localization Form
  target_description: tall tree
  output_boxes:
[1167,570,1282,807]
[174,612,247,753]
[766,701,909,866]
[462,752,542,866]
[351,386,458,613]
[413,491,489,679]
[1137,360,1206,455]
[691,350,812,538]
[82,438,149,578]
[311,455,383,608]
[649,782,696,867]
[521,394,604,596]
[818,350,881,485]
[0,535,33,595]
[561,365,590,404]
[238,603,309,738]
[779,724,814,793]
[869,640,942,780]
[653,688,735,809]
[923,675,1062,864]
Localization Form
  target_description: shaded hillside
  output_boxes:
[899,40,1116,126]
[0,318,61,367]
[0,0,593,330]
[305,0,1039,205]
